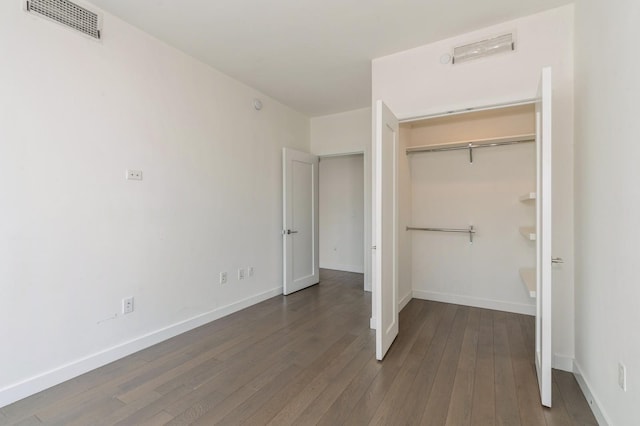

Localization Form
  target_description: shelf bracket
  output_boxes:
[468,143,473,164]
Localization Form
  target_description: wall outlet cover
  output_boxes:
[122,297,134,314]
[126,170,143,180]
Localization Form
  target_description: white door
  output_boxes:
[536,67,553,407]
[283,148,319,295]
[373,100,399,360]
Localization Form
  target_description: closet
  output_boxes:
[399,104,538,314]
[373,68,554,407]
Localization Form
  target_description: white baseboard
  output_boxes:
[552,354,574,372]
[573,361,611,426]
[319,263,364,274]
[0,287,283,408]
[412,290,536,316]
[398,292,412,311]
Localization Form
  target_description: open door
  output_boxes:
[372,100,399,360]
[283,148,319,295]
[536,67,553,407]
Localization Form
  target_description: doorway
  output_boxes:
[318,153,365,275]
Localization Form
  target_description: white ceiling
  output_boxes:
[88,0,572,116]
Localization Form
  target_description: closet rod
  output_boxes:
[407,137,534,164]
[406,225,476,243]
[406,137,534,155]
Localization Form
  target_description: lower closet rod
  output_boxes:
[406,225,475,243]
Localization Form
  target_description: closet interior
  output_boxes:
[398,104,539,314]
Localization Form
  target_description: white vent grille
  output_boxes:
[453,33,514,64]
[25,0,101,39]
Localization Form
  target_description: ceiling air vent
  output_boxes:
[452,33,514,64]
[25,0,102,40]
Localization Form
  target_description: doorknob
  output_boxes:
[286,229,298,235]
[551,257,564,264]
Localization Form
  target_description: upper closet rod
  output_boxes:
[406,134,535,163]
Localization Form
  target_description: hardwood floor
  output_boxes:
[1,269,597,425]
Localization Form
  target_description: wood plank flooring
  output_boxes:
[0,269,597,425]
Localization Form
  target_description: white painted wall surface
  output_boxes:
[310,108,370,156]
[0,2,309,406]
[574,0,640,424]
[319,155,364,273]
[372,5,575,368]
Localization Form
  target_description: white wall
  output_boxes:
[574,0,640,424]
[319,155,364,273]
[372,5,575,369]
[310,107,370,156]
[0,2,309,406]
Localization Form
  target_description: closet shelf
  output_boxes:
[519,268,536,298]
[519,227,536,241]
[519,192,537,202]
[406,133,536,154]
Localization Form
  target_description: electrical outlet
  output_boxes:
[220,272,228,285]
[618,362,627,391]
[126,169,143,180]
[122,297,134,314]
[238,268,245,280]
[248,266,254,277]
